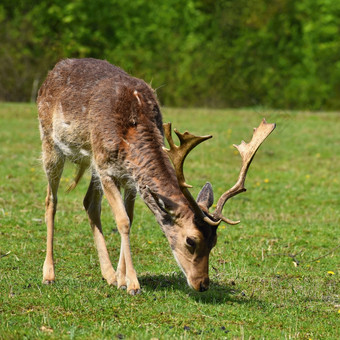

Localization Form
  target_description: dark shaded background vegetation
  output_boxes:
[1,0,339,109]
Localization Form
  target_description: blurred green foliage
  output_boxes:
[0,0,339,109]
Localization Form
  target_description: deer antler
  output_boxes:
[163,123,220,225]
[211,118,276,224]
[163,119,275,227]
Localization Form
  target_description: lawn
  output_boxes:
[0,103,339,339]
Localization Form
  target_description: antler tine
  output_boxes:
[212,119,276,224]
[163,123,212,189]
[163,123,217,222]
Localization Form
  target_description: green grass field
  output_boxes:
[0,103,339,339]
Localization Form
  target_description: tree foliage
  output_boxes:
[0,0,339,109]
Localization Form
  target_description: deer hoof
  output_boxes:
[128,288,141,296]
[42,279,55,285]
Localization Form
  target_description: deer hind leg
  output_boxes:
[101,177,140,295]
[83,174,117,285]
[42,140,65,284]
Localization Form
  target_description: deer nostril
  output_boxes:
[199,278,209,292]
[199,284,207,292]
[199,283,208,292]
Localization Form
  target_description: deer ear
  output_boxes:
[197,182,214,211]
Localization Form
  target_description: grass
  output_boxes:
[0,103,339,339]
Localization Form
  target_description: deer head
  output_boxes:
[159,119,276,291]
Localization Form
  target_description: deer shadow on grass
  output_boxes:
[138,273,254,305]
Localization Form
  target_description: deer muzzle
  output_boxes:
[188,275,210,292]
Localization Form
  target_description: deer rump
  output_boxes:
[37,58,275,295]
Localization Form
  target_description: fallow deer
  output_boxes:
[37,58,275,295]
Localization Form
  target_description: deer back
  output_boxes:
[37,58,181,196]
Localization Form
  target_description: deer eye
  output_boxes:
[186,237,196,248]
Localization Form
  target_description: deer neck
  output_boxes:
[122,125,193,228]
[133,152,192,227]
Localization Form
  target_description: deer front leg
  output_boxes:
[101,178,140,295]
[83,175,117,285]
[115,187,137,290]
